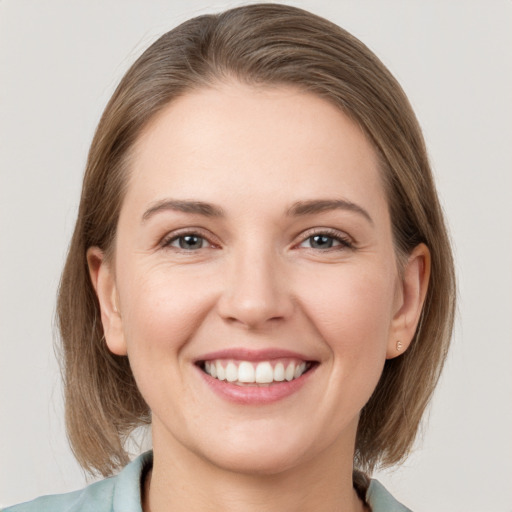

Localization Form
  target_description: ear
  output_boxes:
[86,247,127,356]
[387,243,431,359]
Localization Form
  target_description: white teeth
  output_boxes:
[226,362,238,382]
[294,362,306,379]
[255,362,274,383]
[204,359,310,384]
[285,363,295,382]
[216,361,226,381]
[238,361,255,383]
[274,362,285,382]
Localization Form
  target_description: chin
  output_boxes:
[204,443,309,477]
[187,421,326,477]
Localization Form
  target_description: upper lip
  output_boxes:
[195,347,317,363]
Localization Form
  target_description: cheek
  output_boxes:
[290,263,399,431]
[114,266,218,418]
[117,264,216,356]
[296,264,396,359]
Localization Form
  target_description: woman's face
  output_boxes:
[90,82,427,475]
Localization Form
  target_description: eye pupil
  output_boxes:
[310,235,333,249]
[179,235,203,250]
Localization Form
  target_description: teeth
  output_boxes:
[294,362,306,379]
[203,359,309,384]
[226,362,238,382]
[285,363,295,382]
[216,362,226,381]
[238,361,254,383]
[274,362,285,382]
[255,362,274,383]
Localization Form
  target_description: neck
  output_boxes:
[144,425,367,512]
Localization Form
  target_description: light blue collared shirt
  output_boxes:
[3,451,412,512]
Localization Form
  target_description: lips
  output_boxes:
[195,349,317,403]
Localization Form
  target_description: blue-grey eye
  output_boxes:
[305,234,338,249]
[172,234,205,250]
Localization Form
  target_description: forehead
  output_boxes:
[124,82,386,217]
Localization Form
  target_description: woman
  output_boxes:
[5,4,455,511]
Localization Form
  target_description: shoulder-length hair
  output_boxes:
[57,3,455,477]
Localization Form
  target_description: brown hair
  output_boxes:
[57,3,455,477]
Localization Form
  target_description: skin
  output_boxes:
[88,82,430,512]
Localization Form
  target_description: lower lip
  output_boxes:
[197,365,317,405]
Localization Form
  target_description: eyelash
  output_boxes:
[160,228,354,252]
[296,228,354,251]
[160,229,216,252]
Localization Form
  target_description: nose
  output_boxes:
[216,247,294,330]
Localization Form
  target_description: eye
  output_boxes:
[298,230,353,250]
[165,233,209,251]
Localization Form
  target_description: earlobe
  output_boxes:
[86,247,128,356]
[387,243,431,359]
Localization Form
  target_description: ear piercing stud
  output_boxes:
[396,340,403,352]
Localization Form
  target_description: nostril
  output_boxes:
[216,265,294,328]
[218,298,291,329]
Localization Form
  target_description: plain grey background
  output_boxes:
[1,1,511,510]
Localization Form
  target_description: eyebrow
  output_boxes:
[141,198,373,225]
[142,199,225,222]
[287,199,373,225]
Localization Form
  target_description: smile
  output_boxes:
[201,359,312,386]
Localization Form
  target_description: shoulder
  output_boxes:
[366,479,413,512]
[3,452,152,512]
[2,478,115,512]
